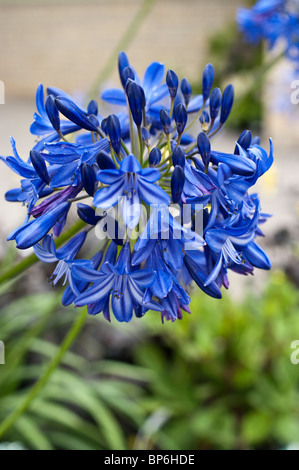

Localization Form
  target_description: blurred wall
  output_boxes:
[0,0,241,97]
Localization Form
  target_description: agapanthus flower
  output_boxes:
[1,51,273,323]
[93,153,170,229]
[33,231,87,291]
[237,0,299,71]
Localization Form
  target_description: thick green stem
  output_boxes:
[0,219,86,285]
[0,307,87,439]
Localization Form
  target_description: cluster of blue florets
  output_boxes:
[1,52,273,323]
[237,0,299,71]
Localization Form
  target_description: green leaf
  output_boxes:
[14,415,53,450]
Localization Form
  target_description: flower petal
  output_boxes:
[143,62,164,96]
[101,88,127,106]
[138,177,170,206]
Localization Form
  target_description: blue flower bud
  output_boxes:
[235,130,252,154]
[139,85,146,108]
[124,77,133,94]
[101,117,108,135]
[202,64,215,101]
[106,114,121,155]
[166,69,179,98]
[126,81,143,126]
[81,163,97,197]
[209,88,222,120]
[88,114,100,128]
[220,84,234,125]
[197,132,211,170]
[30,150,50,185]
[171,165,185,203]
[118,51,130,88]
[13,201,71,250]
[149,147,161,167]
[199,110,210,132]
[172,146,185,168]
[173,103,187,135]
[55,96,98,132]
[121,66,135,87]
[95,150,116,169]
[87,99,98,116]
[251,136,260,146]
[103,215,125,246]
[160,108,172,135]
[181,78,192,107]
[141,126,150,145]
[45,94,60,132]
[77,203,102,226]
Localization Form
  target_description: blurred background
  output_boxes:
[0,0,299,450]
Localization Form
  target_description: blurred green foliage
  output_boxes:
[135,271,299,450]
[1,271,299,450]
[0,292,147,450]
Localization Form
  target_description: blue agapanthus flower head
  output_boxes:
[237,0,299,71]
[1,51,273,323]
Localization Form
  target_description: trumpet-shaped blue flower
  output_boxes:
[94,153,170,229]
[34,232,87,292]
[73,243,162,322]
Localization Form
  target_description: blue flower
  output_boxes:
[132,206,204,271]
[204,198,266,286]
[94,153,170,229]
[72,243,162,322]
[30,84,81,151]
[8,201,71,249]
[160,291,191,323]
[138,244,192,322]
[101,53,206,131]
[102,57,169,124]
[1,51,274,323]
[237,0,299,71]
[34,232,87,292]
[40,138,109,189]
[184,249,223,298]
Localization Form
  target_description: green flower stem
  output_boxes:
[169,97,175,118]
[121,140,130,156]
[88,0,157,100]
[0,219,87,285]
[137,125,144,165]
[109,143,119,168]
[184,103,206,134]
[166,134,172,156]
[0,307,87,439]
[128,102,136,156]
